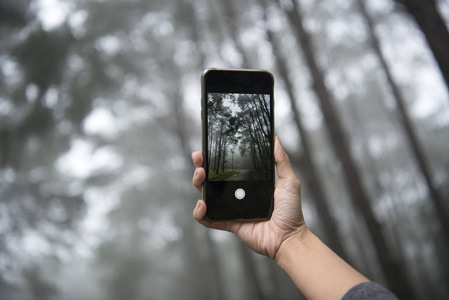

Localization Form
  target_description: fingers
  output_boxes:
[274,136,297,180]
[191,151,203,168]
[192,167,205,192]
[192,151,205,192]
[193,200,233,232]
[193,200,207,222]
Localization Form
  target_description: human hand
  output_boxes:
[191,136,307,261]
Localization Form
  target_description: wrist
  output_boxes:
[274,226,311,266]
[273,228,369,299]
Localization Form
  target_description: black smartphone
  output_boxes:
[201,69,275,221]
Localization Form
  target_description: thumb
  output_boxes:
[275,136,296,180]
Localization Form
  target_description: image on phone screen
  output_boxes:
[207,93,273,182]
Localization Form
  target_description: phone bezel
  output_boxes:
[201,68,275,221]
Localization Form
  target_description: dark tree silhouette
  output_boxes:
[358,0,449,251]
[277,0,414,298]
[259,0,348,260]
[395,0,449,93]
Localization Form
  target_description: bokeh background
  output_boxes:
[1,0,448,299]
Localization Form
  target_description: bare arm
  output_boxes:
[192,137,368,299]
[275,229,368,299]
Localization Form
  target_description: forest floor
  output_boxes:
[208,169,241,181]
[222,169,260,181]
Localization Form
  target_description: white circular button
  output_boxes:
[235,188,245,200]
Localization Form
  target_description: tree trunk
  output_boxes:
[170,81,209,300]
[278,0,414,298]
[184,3,230,298]
[167,44,227,298]
[238,242,267,300]
[358,0,449,246]
[221,135,228,172]
[396,0,449,93]
[215,123,224,174]
[213,2,273,294]
[259,0,348,260]
[218,0,251,69]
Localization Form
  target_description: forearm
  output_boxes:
[275,229,369,300]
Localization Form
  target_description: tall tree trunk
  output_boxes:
[277,1,414,298]
[215,123,224,174]
[214,130,221,172]
[184,2,229,299]
[212,2,274,297]
[358,0,449,245]
[259,0,348,260]
[347,98,426,295]
[238,242,267,300]
[168,65,209,299]
[221,135,228,172]
[396,0,449,93]
[169,70,209,300]
[218,0,251,69]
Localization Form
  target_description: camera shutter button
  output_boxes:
[235,188,245,200]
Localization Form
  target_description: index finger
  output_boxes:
[192,151,203,168]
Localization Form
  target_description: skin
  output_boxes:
[192,136,369,299]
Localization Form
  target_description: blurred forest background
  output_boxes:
[0,0,449,299]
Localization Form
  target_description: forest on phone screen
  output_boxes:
[207,93,272,181]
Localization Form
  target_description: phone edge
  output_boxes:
[200,68,275,222]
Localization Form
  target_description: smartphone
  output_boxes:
[201,69,275,221]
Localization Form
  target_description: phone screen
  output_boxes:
[207,93,273,182]
[202,69,274,221]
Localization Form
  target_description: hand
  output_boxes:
[191,136,307,260]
